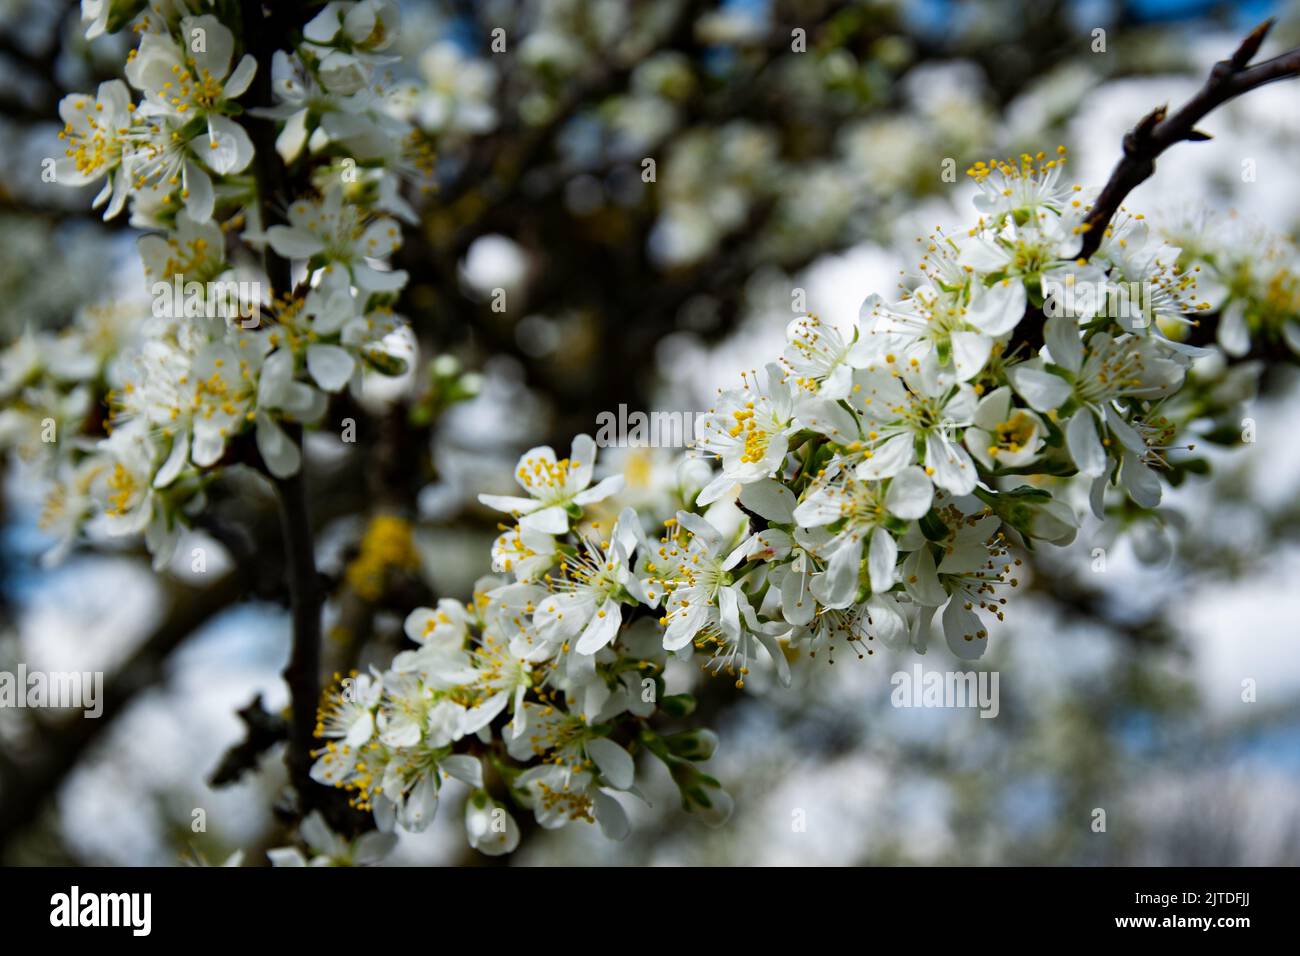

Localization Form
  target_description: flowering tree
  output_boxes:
[3,1,1300,862]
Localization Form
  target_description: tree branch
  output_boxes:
[208,694,287,788]
[237,0,324,817]
[240,0,298,295]
[1079,18,1300,260]
[270,436,324,815]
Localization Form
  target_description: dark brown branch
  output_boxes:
[269,426,324,816]
[1079,19,1300,261]
[240,0,299,297]
[237,0,324,818]
[208,694,287,788]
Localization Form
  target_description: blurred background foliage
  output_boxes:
[1,0,1299,865]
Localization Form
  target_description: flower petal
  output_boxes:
[1044,315,1085,373]
[575,598,622,655]
[925,433,976,496]
[1008,365,1071,412]
[966,279,1026,336]
[267,225,326,259]
[950,330,993,381]
[440,754,485,789]
[587,738,635,790]
[1065,411,1107,478]
[255,411,301,478]
[855,432,914,480]
[198,114,255,176]
[884,465,932,519]
[307,343,356,392]
[867,528,897,594]
[738,477,796,523]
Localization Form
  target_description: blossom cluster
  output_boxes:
[1158,209,1300,359]
[2,1,1290,864]
[301,151,1278,859]
[3,0,418,568]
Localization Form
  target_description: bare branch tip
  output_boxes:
[1232,18,1275,68]
[1136,105,1167,137]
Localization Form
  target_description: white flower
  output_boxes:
[507,702,636,836]
[1009,318,1185,478]
[513,762,631,839]
[693,363,795,505]
[138,212,226,288]
[80,0,114,40]
[123,17,257,222]
[38,458,104,567]
[300,0,400,96]
[415,42,499,136]
[967,148,1081,223]
[180,340,253,467]
[491,523,558,581]
[56,81,134,219]
[859,235,1028,382]
[593,445,713,520]
[465,617,534,738]
[793,464,932,604]
[765,535,817,627]
[268,811,396,867]
[781,312,871,399]
[317,670,383,747]
[533,507,642,655]
[788,590,925,661]
[874,282,1025,383]
[962,385,1046,470]
[89,423,180,569]
[0,333,39,399]
[657,510,751,652]
[304,0,401,53]
[901,507,1015,659]
[313,675,487,834]
[392,602,478,686]
[264,272,362,392]
[266,186,409,293]
[249,51,364,163]
[126,16,257,125]
[312,691,486,832]
[91,424,160,538]
[465,793,521,856]
[104,319,209,490]
[478,434,624,533]
[680,532,791,687]
[1092,217,1205,335]
[253,348,328,478]
[959,205,1096,288]
[1160,212,1300,357]
[371,671,432,748]
[1091,409,1168,510]
[847,357,980,496]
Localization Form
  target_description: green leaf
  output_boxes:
[662,729,718,761]
[660,693,696,718]
[919,509,949,542]
[364,351,408,376]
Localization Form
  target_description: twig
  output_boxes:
[209,694,287,788]
[1079,19,1300,260]
[237,0,323,816]
[240,0,298,296]
[269,435,324,814]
